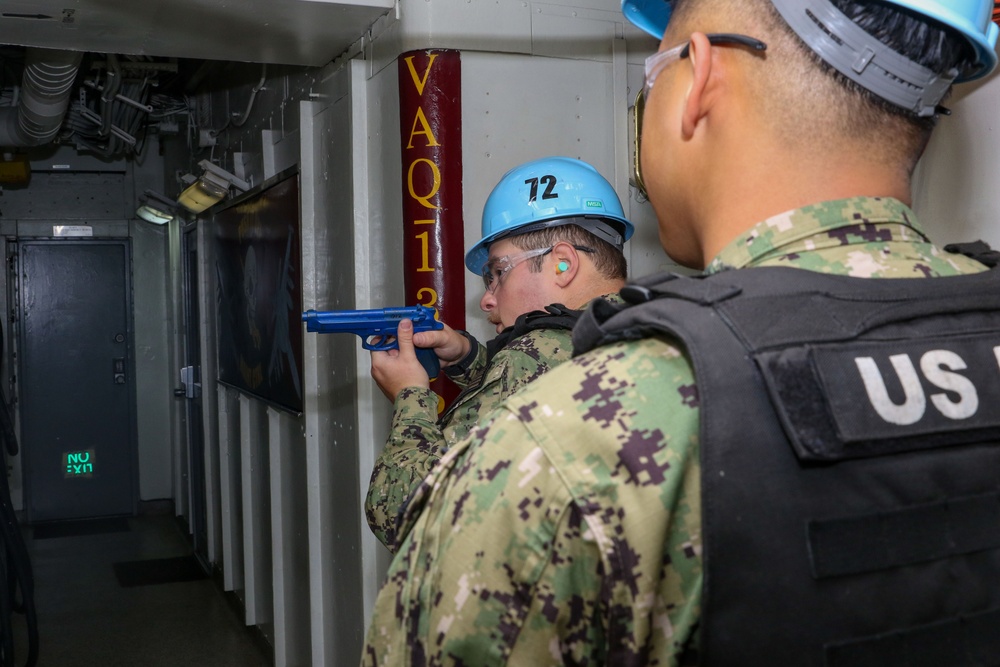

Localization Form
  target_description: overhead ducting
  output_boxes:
[0,48,83,148]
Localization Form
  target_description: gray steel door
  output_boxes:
[18,240,136,522]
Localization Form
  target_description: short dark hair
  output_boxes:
[822,0,976,130]
[508,223,628,281]
[673,0,976,85]
[671,0,977,169]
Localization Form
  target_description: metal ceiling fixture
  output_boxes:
[176,159,250,213]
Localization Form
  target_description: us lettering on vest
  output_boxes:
[754,334,1000,462]
[811,336,1000,451]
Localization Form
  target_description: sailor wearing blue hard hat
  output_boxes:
[366,157,633,556]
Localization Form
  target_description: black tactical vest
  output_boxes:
[573,262,1000,666]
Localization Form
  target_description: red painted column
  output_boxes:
[398,49,465,412]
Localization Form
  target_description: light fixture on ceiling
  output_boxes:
[176,159,250,213]
[0,153,31,186]
[136,190,178,225]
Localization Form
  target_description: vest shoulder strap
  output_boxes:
[486,303,581,362]
[944,240,1000,267]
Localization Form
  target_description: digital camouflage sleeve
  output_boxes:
[363,333,703,665]
[365,326,578,552]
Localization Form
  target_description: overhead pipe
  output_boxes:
[98,53,121,140]
[0,48,84,148]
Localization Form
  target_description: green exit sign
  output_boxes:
[64,449,95,478]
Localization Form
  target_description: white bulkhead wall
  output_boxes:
[913,77,1000,250]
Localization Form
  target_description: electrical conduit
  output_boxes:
[0,48,84,147]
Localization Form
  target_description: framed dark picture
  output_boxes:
[214,168,303,413]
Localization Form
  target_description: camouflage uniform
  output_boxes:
[361,197,990,666]
[365,295,621,552]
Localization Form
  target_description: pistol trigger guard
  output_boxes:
[365,337,396,352]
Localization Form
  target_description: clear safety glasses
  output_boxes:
[643,33,768,100]
[481,246,554,294]
[481,244,595,293]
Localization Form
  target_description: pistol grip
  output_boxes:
[415,348,441,379]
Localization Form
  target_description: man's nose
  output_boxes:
[480,290,496,313]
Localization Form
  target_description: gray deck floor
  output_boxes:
[11,512,271,667]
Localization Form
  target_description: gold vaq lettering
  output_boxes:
[404,53,439,95]
[399,49,459,415]
[407,107,440,149]
[416,287,438,308]
[407,158,442,209]
[415,232,435,272]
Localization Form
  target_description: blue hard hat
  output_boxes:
[889,0,999,80]
[620,0,997,80]
[465,157,634,274]
[621,0,672,41]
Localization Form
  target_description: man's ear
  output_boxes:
[682,31,715,139]
[551,242,580,287]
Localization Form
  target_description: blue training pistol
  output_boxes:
[301,305,444,378]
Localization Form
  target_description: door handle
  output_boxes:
[113,357,126,384]
[179,366,202,399]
